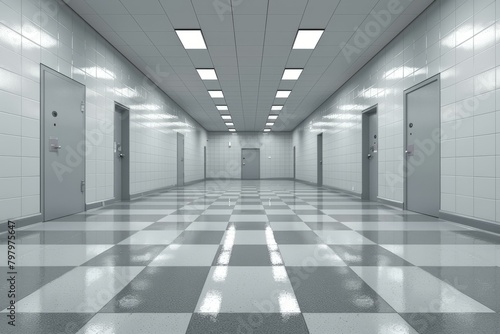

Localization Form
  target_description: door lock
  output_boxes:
[119,153,124,158]
[367,154,372,159]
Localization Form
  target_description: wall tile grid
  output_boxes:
[0,0,206,222]
[207,132,293,179]
[293,0,500,222]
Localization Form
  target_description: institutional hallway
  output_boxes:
[1,180,499,333]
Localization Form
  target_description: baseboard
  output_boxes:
[378,197,404,209]
[130,185,178,200]
[294,179,317,186]
[440,210,500,235]
[0,214,43,232]
[85,199,117,211]
[205,178,240,181]
[322,184,361,198]
[184,179,205,186]
[260,178,295,180]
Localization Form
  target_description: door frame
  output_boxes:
[293,146,296,180]
[361,104,378,200]
[317,133,323,186]
[403,74,441,212]
[114,102,130,201]
[40,64,86,221]
[241,148,260,180]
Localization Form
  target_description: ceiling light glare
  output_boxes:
[217,105,228,111]
[282,69,303,80]
[229,128,236,132]
[268,115,278,120]
[293,30,324,49]
[266,122,274,126]
[197,69,217,80]
[225,122,234,127]
[175,30,207,49]
[264,129,271,132]
[276,91,291,98]
[221,115,232,120]
[271,106,283,111]
[209,91,224,98]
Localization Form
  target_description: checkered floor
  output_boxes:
[1,180,500,333]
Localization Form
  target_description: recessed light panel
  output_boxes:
[271,106,283,111]
[293,30,324,49]
[217,105,228,111]
[197,69,218,80]
[225,122,234,126]
[268,115,278,120]
[175,30,207,49]
[282,69,303,80]
[209,91,224,98]
[276,91,291,98]
[221,115,232,120]
[266,122,274,126]
[264,129,271,132]
[229,128,236,132]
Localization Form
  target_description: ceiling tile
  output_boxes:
[133,15,173,32]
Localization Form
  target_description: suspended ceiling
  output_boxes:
[68,0,434,131]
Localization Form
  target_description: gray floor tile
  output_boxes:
[213,245,281,266]
[287,266,394,313]
[101,267,210,313]
[304,221,351,230]
[231,221,270,230]
[172,231,225,244]
[186,313,309,334]
[399,313,500,334]
[360,230,500,245]
[0,231,135,244]
[267,215,303,222]
[81,245,166,266]
[0,313,94,334]
[273,231,324,244]
[0,267,73,310]
[329,245,413,266]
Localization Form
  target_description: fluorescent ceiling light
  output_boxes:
[197,69,217,80]
[264,129,271,132]
[266,122,274,126]
[175,30,207,49]
[282,69,303,80]
[229,129,236,132]
[276,91,291,98]
[271,106,283,111]
[293,30,324,49]
[217,105,228,111]
[268,115,278,120]
[209,90,224,98]
[225,122,234,126]
[221,115,232,120]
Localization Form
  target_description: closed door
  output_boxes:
[317,134,323,186]
[42,67,85,221]
[405,78,440,217]
[241,148,260,180]
[367,111,378,200]
[204,146,207,180]
[177,133,184,186]
[114,107,129,200]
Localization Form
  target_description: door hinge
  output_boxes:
[81,180,85,193]
[81,102,85,113]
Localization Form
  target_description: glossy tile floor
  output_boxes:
[1,181,500,333]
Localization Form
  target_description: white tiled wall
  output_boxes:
[0,0,206,222]
[207,133,293,179]
[293,0,500,222]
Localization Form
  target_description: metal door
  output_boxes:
[317,134,323,186]
[177,133,185,186]
[405,77,440,217]
[367,111,378,200]
[114,106,129,200]
[204,146,207,180]
[42,66,85,221]
[241,148,260,180]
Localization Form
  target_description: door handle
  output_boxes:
[367,154,372,159]
[119,153,124,158]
